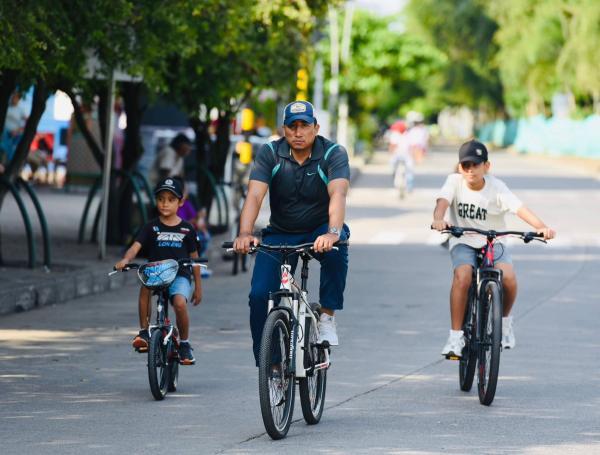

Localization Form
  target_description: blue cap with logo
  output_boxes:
[283,100,317,126]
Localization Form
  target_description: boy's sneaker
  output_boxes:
[178,342,195,365]
[201,267,213,278]
[502,316,516,349]
[318,313,339,346]
[441,330,465,358]
[132,330,150,352]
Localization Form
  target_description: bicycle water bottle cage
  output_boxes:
[138,259,179,289]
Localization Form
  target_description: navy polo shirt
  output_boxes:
[249,135,350,233]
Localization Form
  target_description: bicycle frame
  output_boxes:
[148,289,177,348]
[266,252,330,379]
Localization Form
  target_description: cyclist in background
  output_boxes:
[431,140,555,358]
[233,100,350,366]
[388,120,414,193]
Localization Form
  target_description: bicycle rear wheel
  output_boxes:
[477,281,502,405]
[459,287,477,391]
[299,316,327,424]
[148,329,170,400]
[258,310,295,440]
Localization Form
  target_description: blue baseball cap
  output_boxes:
[283,101,317,126]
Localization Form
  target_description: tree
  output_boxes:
[405,0,503,112]
[316,10,445,145]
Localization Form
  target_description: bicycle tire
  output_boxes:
[148,330,170,400]
[477,281,502,405]
[167,341,179,393]
[258,310,295,440]
[299,316,327,424]
[459,286,477,391]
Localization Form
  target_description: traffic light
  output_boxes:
[296,68,308,101]
[241,108,255,132]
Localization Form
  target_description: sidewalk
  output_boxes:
[0,165,362,316]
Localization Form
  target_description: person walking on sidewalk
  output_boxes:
[115,178,202,365]
[233,100,350,366]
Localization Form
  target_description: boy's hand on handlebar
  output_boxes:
[313,233,338,253]
[115,259,129,270]
[431,220,450,231]
[233,233,259,254]
[537,227,555,240]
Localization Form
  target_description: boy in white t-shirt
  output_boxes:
[431,140,555,358]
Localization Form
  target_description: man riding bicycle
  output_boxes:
[233,100,350,366]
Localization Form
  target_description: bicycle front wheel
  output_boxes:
[459,288,477,391]
[477,281,502,405]
[299,316,327,424]
[148,330,170,400]
[258,310,295,440]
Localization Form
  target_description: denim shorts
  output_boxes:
[450,243,513,269]
[168,276,192,302]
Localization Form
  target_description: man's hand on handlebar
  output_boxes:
[233,232,259,254]
[431,220,451,231]
[313,233,339,253]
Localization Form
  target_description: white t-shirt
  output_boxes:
[151,145,184,184]
[4,103,28,132]
[437,173,523,249]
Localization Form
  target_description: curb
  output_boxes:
[0,266,138,316]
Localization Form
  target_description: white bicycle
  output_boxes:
[223,240,346,439]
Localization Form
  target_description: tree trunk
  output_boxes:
[190,117,213,209]
[121,82,144,171]
[117,81,146,244]
[212,111,231,181]
[0,70,18,133]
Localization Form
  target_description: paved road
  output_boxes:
[1,148,600,454]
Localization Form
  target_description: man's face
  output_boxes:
[284,120,319,151]
[176,143,192,157]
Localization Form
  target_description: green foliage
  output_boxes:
[325,10,445,140]
[164,0,333,116]
[405,0,503,111]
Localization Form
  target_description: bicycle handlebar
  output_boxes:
[435,226,546,243]
[108,258,207,276]
[221,240,348,253]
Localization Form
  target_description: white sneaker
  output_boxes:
[502,316,516,349]
[441,330,465,358]
[318,313,339,346]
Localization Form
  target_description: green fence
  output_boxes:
[477,115,600,158]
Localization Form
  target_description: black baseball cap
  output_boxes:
[459,140,488,164]
[154,177,183,199]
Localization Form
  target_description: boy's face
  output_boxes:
[156,190,183,217]
[459,160,490,187]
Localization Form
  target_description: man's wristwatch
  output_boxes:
[328,226,341,237]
